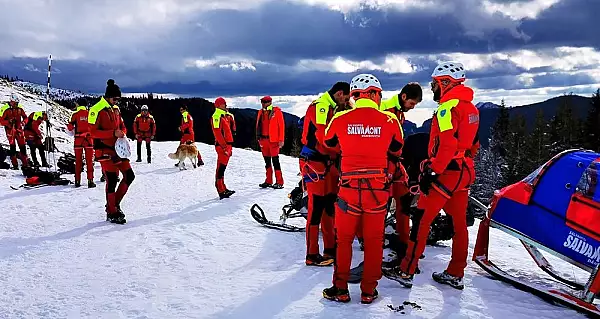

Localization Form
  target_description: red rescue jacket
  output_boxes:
[323,98,404,173]
[68,106,93,147]
[301,92,340,161]
[256,106,285,143]
[88,97,122,151]
[211,108,236,147]
[428,84,480,174]
[0,105,27,129]
[180,111,194,135]
[24,111,45,137]
[134,113,156,136]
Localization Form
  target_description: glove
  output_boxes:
[150,135,154,140]
[418,160,438,195]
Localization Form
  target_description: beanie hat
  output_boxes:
[105,79,122,98]
[260,96,272,103]
[214,97,226,108]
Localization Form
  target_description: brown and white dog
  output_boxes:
[168,143,199,169]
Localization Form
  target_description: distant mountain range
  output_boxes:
[415,95,594,147]
[6,80,596,149]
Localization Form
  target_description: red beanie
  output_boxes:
[260,96,272,103]
[214,97,226,107]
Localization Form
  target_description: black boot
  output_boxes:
[88,179,96,188]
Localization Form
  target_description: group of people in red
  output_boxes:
[55,78,289,221]
[0,95,51,169]
[295,61,480,304]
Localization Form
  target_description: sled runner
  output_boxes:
[473,149,600,317]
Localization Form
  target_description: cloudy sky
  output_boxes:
[1,0,598,125]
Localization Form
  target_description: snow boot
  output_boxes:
[259,182,272,188]
[107,211,126,224]
[323,248,336,262]
[271,183,284,189]
[74,180,81,188]
[136,158,142,162]
[382,268,413,288]
[88,179,96,188]
[322,286,350,303]
[432,271,464,290]
[306,254,334,267]
[361,289,378,304]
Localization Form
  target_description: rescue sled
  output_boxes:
[473,149,600,317]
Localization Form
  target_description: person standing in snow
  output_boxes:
[378,83,423,267]
[67,98,96,188]
[23,110,49,167]
[0,93,30,170]
[178,105,204,166]
[211,97,236,199]
[100,104,126,183]
[133,105,156,163]
[390,61,480,290]
[300,81,351,267]
[255,95,286,189]
[322,74,404,304]
[88,79,135,224]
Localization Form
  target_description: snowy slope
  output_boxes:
[0,139,593,319]
[0,79,74,155]
[12,81,92,101]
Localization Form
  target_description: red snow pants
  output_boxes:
[5,127,28,166]
[259,138,283,185]
[215,145,232,193]
[301,158,338,257]
[400,162,475,278]
[74,135,94,182]
[99,155,134,215]
[332,172,389,294]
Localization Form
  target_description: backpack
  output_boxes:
[57,153,78,174]
[22,166,70,186]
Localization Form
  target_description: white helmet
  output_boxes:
[350,73,382,93]
[141,105,148,111]
[115,137,131,159]
[431,61,466,82]
[9,93,19,103]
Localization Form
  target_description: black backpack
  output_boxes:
[57,153,78,174]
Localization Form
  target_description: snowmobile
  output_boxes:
[473,149,600,317]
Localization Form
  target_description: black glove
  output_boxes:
[418,161,438,195]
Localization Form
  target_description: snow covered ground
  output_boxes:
[0,139,593,319]
[0,80,594,318]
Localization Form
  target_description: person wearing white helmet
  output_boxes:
[0,93,30,169]
[389,61,480,290]
[133,104,156,163]
[321,74,404,304]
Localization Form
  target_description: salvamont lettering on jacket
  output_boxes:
[347,124,382,137]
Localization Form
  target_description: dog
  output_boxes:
[168,143,199,170]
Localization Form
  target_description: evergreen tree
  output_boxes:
[488,99,511,186]
[549,94,583,155]
[584,89,600,152]
[505,114,528,184]
[524,109,550,173]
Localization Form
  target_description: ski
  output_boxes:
[250,203,305,232]
[10,183,50,190]
[474,256,600,317]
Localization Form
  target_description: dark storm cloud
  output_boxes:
[0,0,598,96]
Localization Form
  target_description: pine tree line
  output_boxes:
[471,89,600,202]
